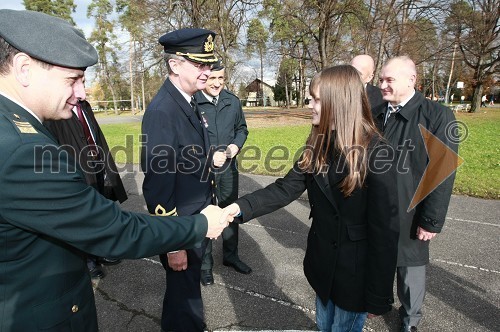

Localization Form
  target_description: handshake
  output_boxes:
[200,203,241,239]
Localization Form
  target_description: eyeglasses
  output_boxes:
[180,59,213,71]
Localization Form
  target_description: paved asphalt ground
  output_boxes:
[92,165,500,332]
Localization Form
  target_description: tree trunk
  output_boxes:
[284,73,290,109]
[469,59,486,113]
[260,50,265,108]
[129,39,135,115]
[445,42,457,105]
[104,68,118,115]
[469,84,483,113]
[299,53,306,108]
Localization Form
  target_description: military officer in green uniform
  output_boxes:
[0,10,229,331]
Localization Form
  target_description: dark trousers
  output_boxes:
[397,265,426,328]
[160,239,209,331]
[201,165,239,270]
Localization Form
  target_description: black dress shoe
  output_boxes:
[400,324,418,332]
[89,265,105,279]
[223,260,252,274]
[97,257,122,266]
[201,269,214,286]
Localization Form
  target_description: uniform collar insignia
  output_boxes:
[13,120,38,134]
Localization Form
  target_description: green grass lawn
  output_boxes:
[101,107,499,199]
[453,108,500,199]
[100,122,142,165]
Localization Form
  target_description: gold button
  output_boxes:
[211,180,214,185]
[72,305,79,313]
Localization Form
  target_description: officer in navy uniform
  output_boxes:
[140,28,219,331]
[0,10,228,331]
[195,61,251,286]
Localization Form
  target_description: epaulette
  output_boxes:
[10,113,39,134]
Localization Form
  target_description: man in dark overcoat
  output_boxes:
[46,98,128,278]
[373,56,458,332]
[0,10,227,331]
[140,28,219,331]
[195,61,251,286]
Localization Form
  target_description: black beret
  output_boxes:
[0,9,98,69]
[211,59,225,71]
[159,28,218,64]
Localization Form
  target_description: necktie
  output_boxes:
[191,98,202,124]
[212,97,217,105]
[384,105,402,126]
[76,103,98,156]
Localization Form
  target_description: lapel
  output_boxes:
[382,91,422,139]
[397,91,423,122]
[313,172,338,211]
[312,154,348,213]
[192,94,211,153]
[78,101,100,146]
[216,89,229,113]
[372,101,388,131]
[68,112,86,145]
[164,80,210,155]
[164,80,206,143]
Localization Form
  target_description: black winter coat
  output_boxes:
[372,91,457,266]
[45,100,127,203]
[236,137,400,314]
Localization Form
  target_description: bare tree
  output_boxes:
[88,0,121,114]
[247,18,269,106]
[447,0,500,112]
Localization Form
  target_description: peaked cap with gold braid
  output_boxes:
[159,28,218,64]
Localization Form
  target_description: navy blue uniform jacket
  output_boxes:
[141,78,213,217]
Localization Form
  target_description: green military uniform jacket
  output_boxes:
[0,95,208,331]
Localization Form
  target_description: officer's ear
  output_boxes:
[169,58,182,75]
[12,52,33,87]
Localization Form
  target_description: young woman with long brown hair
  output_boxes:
[227,65,400,331]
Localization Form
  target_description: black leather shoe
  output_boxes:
[223,260,252,274]
[97,257,122,266]
[201,269,214,286]
[89,265,105,279]
[400,324,418,332]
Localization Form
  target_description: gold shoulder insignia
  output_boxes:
[13,114,20,119]
[204,35,214,52]
[154,204,178,216]
[13,120,38,134]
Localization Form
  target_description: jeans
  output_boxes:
[315,296,368,332]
